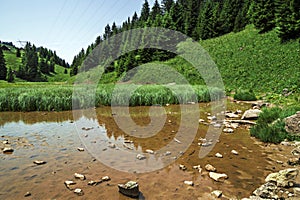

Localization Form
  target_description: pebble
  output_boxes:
[174,138,182,144]
[102,176,111,181]
[24,192,31,197]
[165,151,171,156]
[77,147,84,151]
[231,150,239,155]
[33,160,47,165]
[74,173,86,180]
[205,164,216,172]
[223,128,234,133]
[136,154,146,160]
[184,181,194,186]
[179,164,187,171]
[211,190,222,198]
[215,153,223,158]
[74,188,84,196]
[145,149,154,154]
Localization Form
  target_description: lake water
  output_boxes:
[0,102,295,199]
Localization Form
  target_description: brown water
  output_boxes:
[0,101,297,200]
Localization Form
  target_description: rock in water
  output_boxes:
[215,153,223,158]
[77,147,84,151]
[64,180,76,190]
[231,150,239,155]
[179,164,187,171]
[74,173,86,180]
[24,192,31,197]
[209,172,228,182]
[241,109,262,120]
[33,160,46,165]
[205,164,216,172]
[74,188,84,196]
[136,154,146,160]
[101,176,111,181]
[265,168,299,187]
[184,181,194,186]
[211,190,222,198]
[3,147,14,153]
[118,181,139,198]
[223,128,234,133]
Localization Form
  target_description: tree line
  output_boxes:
[70,0,300,78]
[0,42,69,82]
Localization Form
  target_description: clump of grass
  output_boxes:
[234,89,257,101]
[250,106,300,143]
[0,83,224,112]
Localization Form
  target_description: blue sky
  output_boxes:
[0,0,157,63]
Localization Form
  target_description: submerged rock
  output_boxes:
[118,181,139,198]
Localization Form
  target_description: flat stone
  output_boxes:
[226,113,239,118]
[145,149,154,154]
[118,181,139,198]
[242,109,262,120]
[209,172,228,182]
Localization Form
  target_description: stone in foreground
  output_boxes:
[118,181,139,198]
[265,168,299,187]
[241,109,262,120]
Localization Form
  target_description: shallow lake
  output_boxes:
[0,101,295,199]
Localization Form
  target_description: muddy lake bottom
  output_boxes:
[0,101,298,200]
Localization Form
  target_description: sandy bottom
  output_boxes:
[0,101,299,200]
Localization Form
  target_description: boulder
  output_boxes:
[265,168,299,187]
[285,111,300,135]
[241,109,262,120]
[118,181,139,198]
[252,182,277,199]
[209,172,228,182]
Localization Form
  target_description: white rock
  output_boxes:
[74,188,83,196]
[199,119,205,123]
[231,150,239,155]
[211,190,223,198]
[3,147,14,153]
[164,151,171,156]
[179,164,187,171]
[205,164,216,172]
[226,113,239,118]
[265,168,299,187]
[136,154,146,160]
[223,128,234,133]
[174,138,182,144]
[74,173,86,180]
[102,176,111,181]
[184,181,194,186]
[241,109,262,120]
[145,149,154,154]
[209,172,228,182]
[215,153,223,158]
[77,147,84,151]
[64,180,76,185]
[33,160,46,165]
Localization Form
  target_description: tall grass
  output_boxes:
[0,83,224,112]
[250,106,300,143]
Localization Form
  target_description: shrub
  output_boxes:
[234,89,257,101]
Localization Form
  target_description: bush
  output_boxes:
[250,106,300,143]
[234,89,257,101]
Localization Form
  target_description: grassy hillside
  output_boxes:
[2,45,70,82]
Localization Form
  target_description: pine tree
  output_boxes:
[0,48,7,80]
[161,0,174,14]
[140,0,150,23]
[170,1,185,33]
[150,0,162,21]
[218,0,241,35]
[197,1,214,40]
[275,0,300,42]
[6,67,14,83]
[252,0,276,33]
[16,48,21,57]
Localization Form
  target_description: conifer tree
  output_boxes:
[0,48,7,80]
[161,0,174,14]
[140,0,150,22]
[252,0,276,33]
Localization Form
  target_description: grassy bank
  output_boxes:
[0,82,224,112]
[250,106,300,143]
